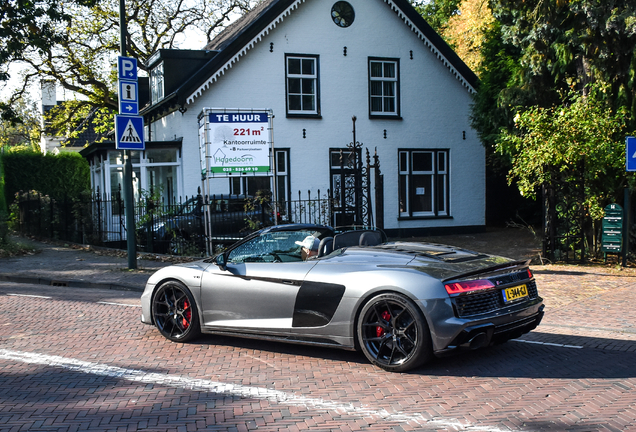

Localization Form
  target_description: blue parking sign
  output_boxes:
[115,115,145,150]
[627,136,636,172]
[118,56,138,81]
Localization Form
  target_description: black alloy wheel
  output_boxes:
[152,281,201,342]
[358,293,432,372]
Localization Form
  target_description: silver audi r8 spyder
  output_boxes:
[140,224,544,372]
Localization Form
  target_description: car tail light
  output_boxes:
[444,279,495,294]
[527,269,533,279]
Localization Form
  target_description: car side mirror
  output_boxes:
[215,253,227,271]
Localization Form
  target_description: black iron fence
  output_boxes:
[12,189,339,256]
[541,179,587,263]
[541,175,636,264]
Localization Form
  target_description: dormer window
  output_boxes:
[150,62,164,104]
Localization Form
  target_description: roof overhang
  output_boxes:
[79,138,183,160]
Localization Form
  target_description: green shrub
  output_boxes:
[2,148,90,202]
[0,150,7,214]
[0,210,8,245]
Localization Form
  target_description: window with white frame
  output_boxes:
[275,149,290,203]
[286,55,319,116]
[107,148,181,213]
[228,149,290,203]
[398,149,449,217]
[369,58,399,117]
[89,155,105,197]
[150,62,164,104]
[109,151,141,212]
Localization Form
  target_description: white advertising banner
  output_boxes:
[201,111,271,176]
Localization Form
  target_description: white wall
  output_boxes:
[150,0,485,231]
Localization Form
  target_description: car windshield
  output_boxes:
[227,229,326,263]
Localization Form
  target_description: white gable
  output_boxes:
[187,0,307,104]
[186,0,474,106]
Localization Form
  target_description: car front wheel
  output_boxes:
[152,280,201,342]
[357,293,432,372]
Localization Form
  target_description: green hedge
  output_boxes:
[0,153,6,214]
[2,148,90,202]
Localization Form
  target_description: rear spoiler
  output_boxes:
[441,259,531,283]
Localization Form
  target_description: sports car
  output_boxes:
[140,223,544,372]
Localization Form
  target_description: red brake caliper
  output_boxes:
[182,300,191,328]
[376,310,391,337]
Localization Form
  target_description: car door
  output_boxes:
[199,229,320,333]
[200,261,317,332]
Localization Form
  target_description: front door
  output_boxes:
[329,148,359,226]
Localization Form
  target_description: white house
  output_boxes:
[40,80,68,154]
[81,0,484,237]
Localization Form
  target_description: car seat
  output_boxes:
[317,236,334,257]
[333,230,383,250]
[359,231,382,246]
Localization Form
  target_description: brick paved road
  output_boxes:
[0,265,635,432]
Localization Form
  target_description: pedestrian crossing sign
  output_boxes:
[115,115,145,150]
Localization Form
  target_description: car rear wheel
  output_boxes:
[357,293,432,372]
[152,281,201,342]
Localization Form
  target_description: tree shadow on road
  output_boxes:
[177,330,636,380]
[414,335,636,379]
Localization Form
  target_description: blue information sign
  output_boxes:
[627,136,636,172]
[118,80,139,115]
[115,115,145,150]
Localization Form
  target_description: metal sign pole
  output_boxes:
[120,0,137,269]
[623,189,630,267]
[269,111,278,225]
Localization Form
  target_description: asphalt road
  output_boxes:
[0,269,634,432]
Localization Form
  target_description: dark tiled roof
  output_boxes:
[204,0,278,51]
[63,108,112,148]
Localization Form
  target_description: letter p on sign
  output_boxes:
[118,56,138,81]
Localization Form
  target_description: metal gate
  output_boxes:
[542,166,587,263]
[330,116,383,228]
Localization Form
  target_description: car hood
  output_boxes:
[329,241,517,280]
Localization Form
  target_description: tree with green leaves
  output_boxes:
[416,0,636,248]
[411,0,461,36]
[1,0,98,124]
[3,0,256,138]
[472,1,636,206]
[498,87,630,221]
[0,95,41,149]
[441,0,494,73]
[477,0,636,136]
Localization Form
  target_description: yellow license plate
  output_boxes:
[503,284,528,303]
